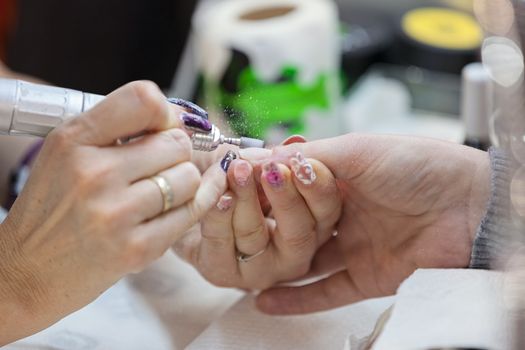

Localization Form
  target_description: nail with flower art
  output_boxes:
[263,162,285,189]
[290,152,317,185]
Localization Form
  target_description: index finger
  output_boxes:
[71,81,185,146]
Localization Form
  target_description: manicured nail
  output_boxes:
[217,195,234,211]
[282,135,307,145]
[263,162,284,189]
[168,98,208,119]
[221,151,237,172]
[291,152,317,185]
[234,160,251,187]
[180,112,212,132]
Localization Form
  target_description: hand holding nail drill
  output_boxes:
[0,77,338,343]
[0,80,243,344]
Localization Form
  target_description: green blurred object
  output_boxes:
[215,66,331,138]
[204,47,336,139]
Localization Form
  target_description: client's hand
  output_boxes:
[0,81,226,344]
[174,150,342,290]
[256,134,491,314]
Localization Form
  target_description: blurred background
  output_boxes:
[1,0,520,148]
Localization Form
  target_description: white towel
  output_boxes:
[372,269,511,350]
[5,253,242,350]
[187,294,394,350]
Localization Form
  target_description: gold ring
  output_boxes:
[149,175,175,213]
[236,246,267,263]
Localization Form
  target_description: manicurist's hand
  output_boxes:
[0,81,226,345]
[256,134,490,314]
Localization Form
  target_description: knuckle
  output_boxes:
[162,129,193,160]
[181,162,202,189]
[282,229,316,252]
[200,229,231,250]
[276,196,304,214]
[74,161,114,190]
[170,128,192,148]
[129,81,167,119]
[122,236,150,270]
[236,222,266,242]
[156,132,192,164]
[89,205,126,233]
[105,203,133,228]
[46,125,76,150]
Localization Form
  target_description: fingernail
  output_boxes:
[291,152,317,185]
[234,160,252,187]
[220,151,237,173]
[282,135,307,145]
[217,195,234,211]
[180,112,212,132]
[239,147,272,160]
[168,98,208,119]
[262,162,284,189]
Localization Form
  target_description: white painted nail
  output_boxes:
[217,195,234,211]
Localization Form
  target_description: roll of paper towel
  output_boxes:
[193,0,341,143]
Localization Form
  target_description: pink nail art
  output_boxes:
[234,161,251,187]
[291,152,317,185]
[263,162,284,188]
[217,195,233,211]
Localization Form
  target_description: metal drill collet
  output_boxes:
[191,125,266,152]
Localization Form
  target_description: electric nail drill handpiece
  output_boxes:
[0,79,265,152]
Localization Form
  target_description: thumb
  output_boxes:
[256,271,365,315]
[272,134,392,181]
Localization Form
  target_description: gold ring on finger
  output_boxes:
[149,175,175,214]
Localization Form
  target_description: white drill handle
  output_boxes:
[0,79,104,137]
